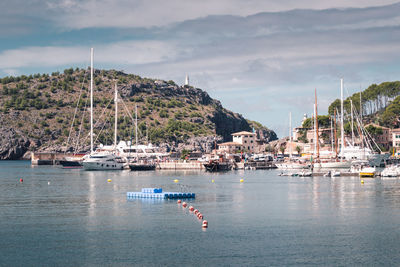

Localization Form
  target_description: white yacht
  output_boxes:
[82,152,124,170]
[82,48,124,171]
[380,165,400,177]
[314,160,351,169]
[275,161,311,169]
[112,141,169,160]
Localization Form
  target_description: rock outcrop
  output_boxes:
[0,128,30,160]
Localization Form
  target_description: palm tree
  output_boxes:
[279,144,286,155]
[295,145,301,155]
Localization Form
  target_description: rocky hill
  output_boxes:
[0,68,277,159]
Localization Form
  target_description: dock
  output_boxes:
[157,161,204,170]
[31,152,70,165]
[127,188,195,199]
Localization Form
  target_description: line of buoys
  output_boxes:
[19,178,23,183]
[179,201,208,228]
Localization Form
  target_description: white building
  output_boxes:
[232,131,256,152]
[218,142,243,153]
[392,128,400,156]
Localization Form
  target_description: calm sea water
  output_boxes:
[1,161,400,266]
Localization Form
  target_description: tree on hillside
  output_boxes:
[379,95,400,128]
[295,145,301,155]
[302,115,331,129]
[279,144,286,155]
[328,81,400,117]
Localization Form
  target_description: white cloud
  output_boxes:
[0,40,177,69]
[30,0,400,29]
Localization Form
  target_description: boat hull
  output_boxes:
[314,161,351,169]
[82,161,124,170]
[360,172,375,178]
[275,163,311,169]
[60,160,83,168]
[129,164,156,171]
[203,162,232,172]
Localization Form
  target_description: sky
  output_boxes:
[1,0,400,137]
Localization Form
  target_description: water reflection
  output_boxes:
[2,163,400,266]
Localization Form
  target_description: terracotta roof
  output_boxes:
[218,142,243,146]
[231,131,256,136]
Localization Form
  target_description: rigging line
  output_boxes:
[93,108,114,145]
[353,108,381,152]
[74,84,91,153]
[119,95,144,138]
[66,69,88,151]
[80,98,114,146]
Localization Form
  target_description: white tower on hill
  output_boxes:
[184,74,189,86]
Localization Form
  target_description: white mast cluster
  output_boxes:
[90,48,94,153]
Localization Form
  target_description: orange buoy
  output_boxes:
[19,178,23,183]
[198,213,203,219]
[202,220,208,228]
[177,200,182,204]
[189,206,194,212]
[182,202,187,208]
[194,209,199,214]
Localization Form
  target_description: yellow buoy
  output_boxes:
[240,179,244,183]
[174,179,179,183]
[211,179,215,183]
[361,179,364,184]
[107,179,112,183]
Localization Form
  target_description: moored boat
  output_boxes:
[129,162,156,171]
[82,152,124,170]
[204,160,232,172]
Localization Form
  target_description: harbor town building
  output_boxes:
[218,131,256,153]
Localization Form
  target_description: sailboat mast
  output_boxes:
[315,89,320,160]
[114,82,118,148]
[90,48,94,153]
[334,109,338,158]
[313,106,316,157]
[360,91,363,148]
[330,116,333,153]
[289,112,292,158]
[135,104,138,159]
[350,99,354,146]
[340,78,344,161]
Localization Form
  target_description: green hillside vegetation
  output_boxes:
[328,81,400,115]
[301,115,331,129]
[328,81,400,127]
[0,68,275,152]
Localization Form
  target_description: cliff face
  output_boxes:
[0,69,277,159]
[0,128,31,160]
[209,107,252,141]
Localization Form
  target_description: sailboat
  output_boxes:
[275,112,311,170]
[128,105,156,171]
[82,48,124,170]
